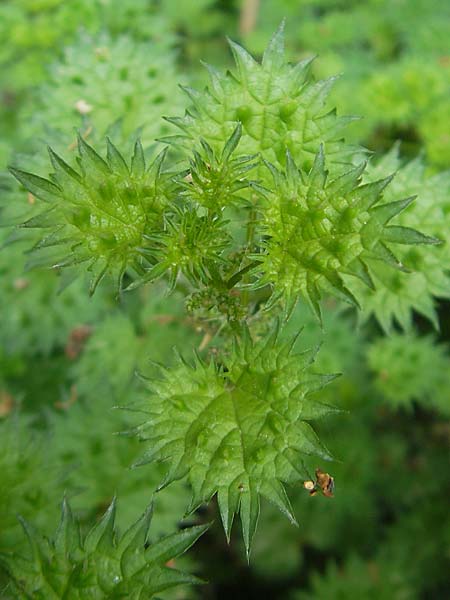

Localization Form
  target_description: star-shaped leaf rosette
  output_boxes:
[9,137,171,294]
[352,145,450,331]
[0,498,207,599]
[127,324,339,556]
[256,148,440,319]
[164,21,361,186]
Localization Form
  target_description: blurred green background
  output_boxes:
[1,1,449,598]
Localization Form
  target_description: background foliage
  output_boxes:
[1,1,449,598]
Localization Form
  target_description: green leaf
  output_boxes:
[106,138,129,175]
[352,148,450,331]
[10,137,170,293]
[308,144,327,191]
[48,147,82,183]
[145,524,209,564]
[262,20,286,70]
[222,123,242,161]
[258,151,431,317]
[228,38,259,76]
[383,226,442,245]
[167,25,359,179]
[77,134,110,175]
[1,498,207,598]
[9,167,61,202]
[84,497,116,552]
[131,138,146,176]
[350,176,394,211]
[54,498,80,557]
[130,328,338,552]
[239,481,260,559]
[372,196,415,225]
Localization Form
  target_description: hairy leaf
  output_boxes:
[9,140,171,293]
[0,498,207,599]
[257,149,438,318]
[165,23,360,182]
[129,325,339,556]
[351,145,450,331]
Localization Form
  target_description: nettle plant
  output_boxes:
[3,24,442,596]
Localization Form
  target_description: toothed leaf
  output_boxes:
[9,140,172,293]
[129,328,338,555]
[0,498,207,599]
[257,151,434,316]
[350,147,450,332]
[166,25,360,185]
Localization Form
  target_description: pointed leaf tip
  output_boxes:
[84,496,117,552]
[8,167,60,202]
[262,21,286,69]
[77,134,110,174]
[383,226,443,246]
[228,37,258,74]
[106,138,129,175]
[308,145,327,190]
[47,147,81,182]
[222,123,242,161]
[373,196,415,225]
